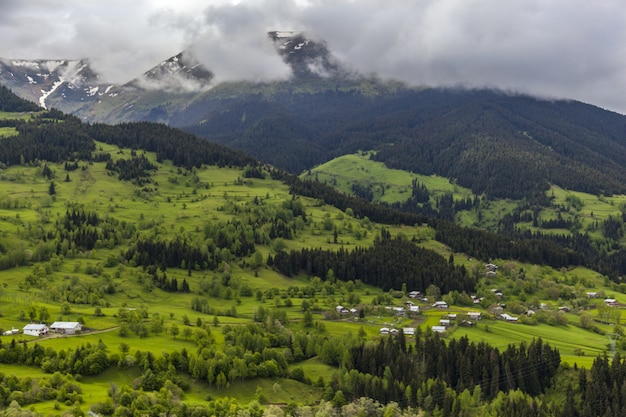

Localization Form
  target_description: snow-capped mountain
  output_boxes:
[0,58,113,111]
[0,31,348,122]
[269,31,341,78]
[124,50,214,92]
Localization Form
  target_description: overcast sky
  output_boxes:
[1,0,625,114]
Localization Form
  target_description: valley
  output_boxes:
[0,86,626,416]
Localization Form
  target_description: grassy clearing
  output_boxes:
[452,320,607,368]
[302,151,473,205]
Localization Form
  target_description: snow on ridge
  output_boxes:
[274,31,294,38]
[11,60,41,69]
[40,80,63,109]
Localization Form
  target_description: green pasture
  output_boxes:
[0,111,38,121]
[0,127,17,137]
[452,320,609,368]
[302,151,473,205]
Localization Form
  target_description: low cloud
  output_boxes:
[0,0,625,113]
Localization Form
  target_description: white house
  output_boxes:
[500,313,518,322]
[432,326,446,333]
[409,305,420,314]
[432,301,448,309]
[50,322,82,335]
[23,324,48,337]
[485,263,498,272]
[467,312,482,320]
[379,327,390,335]
[403,327,416,336]
[605,299,619,307]
[440,319,451,326]
[393,306,406,316]
[3,328,19,336]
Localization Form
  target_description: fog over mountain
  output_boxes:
[1,0,625,114]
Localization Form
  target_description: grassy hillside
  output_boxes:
[0,103,626,416]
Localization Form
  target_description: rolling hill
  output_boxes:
[1,79,626,417]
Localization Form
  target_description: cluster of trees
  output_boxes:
[0,86,39,112]
[87,122,258,170]
[557,353,626,417]
[0,371,82,409]
[0,115,94,166]
[340,334,560,405]
[105,152,157,183]
[125,237,222,272]
[271,230,474,293]
[56,207,124,251]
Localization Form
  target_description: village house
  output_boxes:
[403,327,416,336]
[586,292,597,298]
[440,319,451,326]
[23,323,48,337]
[393,306,406,316]
[432,301,448,309]
[485,263,498,272]
[50,322,82,335]
[467,312,482,320]
[3,328,19,336]
[379,327,390,335]
[605,299,619,307]
[409,305,420,315]
[409,291,421,299]
[432,325,446,333]
[500,313,518,322]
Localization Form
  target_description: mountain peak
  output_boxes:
[0,57,109,109]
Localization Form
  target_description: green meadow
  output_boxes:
[2,119,626,414]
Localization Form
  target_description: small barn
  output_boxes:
[23,324,48,337]
[50,322,82,335]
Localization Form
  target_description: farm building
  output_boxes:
[379,327,390,335]
[432,326,446,333]
[500,313,518,322]
[392,307,406,316]
[3,328,19,336]
[23,324,48,337]
[467,312,482,320]
[50,322,82,334]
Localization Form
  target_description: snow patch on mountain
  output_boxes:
[40,80,63,109]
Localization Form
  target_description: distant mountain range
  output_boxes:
[2,32,626,202]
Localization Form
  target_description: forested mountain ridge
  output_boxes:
[185,88,626,200]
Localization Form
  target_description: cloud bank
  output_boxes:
[0,0,625,113]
